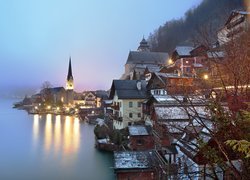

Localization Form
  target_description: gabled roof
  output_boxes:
[174,46,194,56]
[129,126,149,136]
[154,105,208,120]
[145,65,161,73]
[50,87,65,93]
[114,151,154,170]
[109,80,148,99]
[225,10,250,26]
[126,51,169,65]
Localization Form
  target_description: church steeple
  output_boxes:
[66,57,74,90]
[137,36,150,52]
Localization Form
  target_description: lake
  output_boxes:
[0,99,115,180]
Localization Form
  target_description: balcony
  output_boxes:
[111,104,120,110]
[110,114,123,122]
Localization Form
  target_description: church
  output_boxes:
[121,37,169,80]
[40,57,74,106]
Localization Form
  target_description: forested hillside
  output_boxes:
[148,0,244,52]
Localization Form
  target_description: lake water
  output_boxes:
[0,99,115,180]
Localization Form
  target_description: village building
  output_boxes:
[146,72,195,96]
[128,125,154,151]
[170,46,208,78]
[121,38,169,80]
[109,80,148,129]
[114,151,156,180]
[217,10,250,46]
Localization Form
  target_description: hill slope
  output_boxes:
[148,0,244,52]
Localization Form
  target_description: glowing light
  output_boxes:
[47,105,51,110]
[203,74,209,80]
[168,58,173,65]
[57,107,60,111]
[35,106,38,110]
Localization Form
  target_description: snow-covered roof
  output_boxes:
[146,65,161,73]
[193,63,203,68]
[114,151,153,169]
[207,51,225,58]
[175,46,194,56]
[97,138,109,144]
[232,10,250,15]
[96,118,105,126]
[155,106,189,120]
[104,100,113,104]
[155,106,208,120]
[162,121,190,133]
[153,95,184,103]
[129,126,149,136]
[155,72,180,78]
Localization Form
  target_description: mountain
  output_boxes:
[148,0,245,52]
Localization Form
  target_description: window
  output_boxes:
[137,102,141,107]
[129,102,133,108]
[138,113,141,118]
[137,139,144,145]
[129,113,133,118]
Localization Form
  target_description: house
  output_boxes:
[171,46,194,62]
[128,125,154,151]
[217,10,250,45]
[121,38,169,80]
[146,72,195,96]
[170,46,208,77]
[114,150,179,180]
[114,151,156,180]
[82,91,96,108]
[109,80,148,129]
[95,90,109,108]
[175,118,242,179]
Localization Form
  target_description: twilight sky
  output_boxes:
[0,0,202,96]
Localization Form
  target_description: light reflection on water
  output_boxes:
[0,99,114,180]
[32,114,80,157]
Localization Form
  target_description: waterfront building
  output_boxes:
[109,80,148,129]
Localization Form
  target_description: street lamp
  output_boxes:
[168,58,173,65]
[203,74,209,80]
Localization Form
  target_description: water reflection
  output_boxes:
[54,115,61,153]
[45,114,52,152]
[33,114,39,142]
[32,114,80,157]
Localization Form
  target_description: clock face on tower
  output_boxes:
[66,80,74,90]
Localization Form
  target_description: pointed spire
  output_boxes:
[137,36,150,52]
[67,56,73,81]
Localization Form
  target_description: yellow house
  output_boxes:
[109,80,148,129]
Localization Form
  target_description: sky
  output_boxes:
[0,0,202,96]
